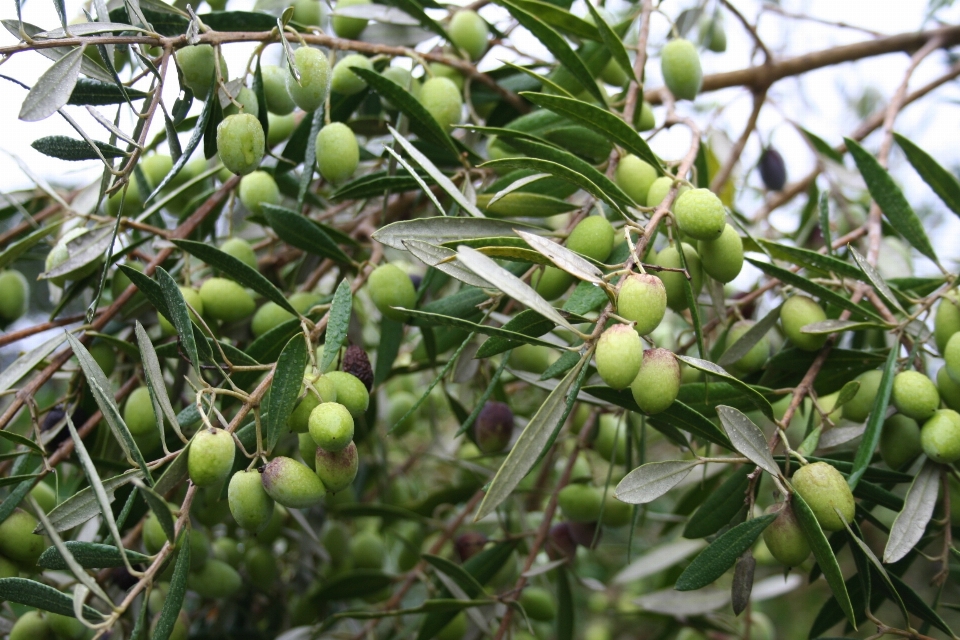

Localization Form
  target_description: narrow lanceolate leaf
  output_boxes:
[266,335,308,453]
[172,240,295,314]
[684,465,753,539]
[261,204,352,264]
[37,542,150,570]
[514,230,604,284]
[146,87,216,203]
[791,491,857,629]
[715,406,779,476]
[0,332,66,395]
[64,333,151,481]
[678,357,774,420]
[675,514,776,591]
[36,469,142,533]
[819,190,833,255]
[717,304,782,369]
[583,2,635,82]
[19,46,84,122]
[523,92,661,173]
[883,459,939,564]
[457,245,579,335]
[841,519,908,625]
[153,529,190,640]
[0,578,103,620]
[387,125,483,217]
[475,354,587,521]
[800,319,881,335]
[848,245,905,314]
[321,279,352,373]
[497,0,604,104]
[374,217,544,250]
[402,240,491,288]
[615,460,699,504]
[135,479,175,543]
[135,322,183,443]
[31,135,126,161]
[745,258,884,322]
[156,267,200,373]
[557,565,574,640]
[0,220,62,271]
[382,146,446,215]
[894,133,960,218]
[69,78,147,105]
[41,227,112,282]
[845,138,938,265]
[848,346,897,491]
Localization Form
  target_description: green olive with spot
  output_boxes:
[217,113,265,175]
[791,461,855,532]
[261,456,326,509]
[315,440,359,493]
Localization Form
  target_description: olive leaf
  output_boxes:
[882,458,939,564]
[615,460,700,504]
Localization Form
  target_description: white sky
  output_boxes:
[0,0,958,269]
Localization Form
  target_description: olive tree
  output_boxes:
[0,1,959,639]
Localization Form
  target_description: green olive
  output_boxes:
[615,155,658,206]
[448,9,489,61]
[158,286,203,336]
[1,269,31,322]
[291,0,322,26]
[428,62,465,91]
[673,188,725,241]
[842,370,883,422]
[0,509,44,569]
[238,170,280,216]
[519,586,557,621]
[790,461,855,532]
[780,295,828,352]
[261,65,296,116]
[187,428,236,488]
[938,366,960,412]
[944,332,960,385]
[349,529,385,569]
[267,113,297,146]
[593,414,626,464]
[891,370,940,421]
[531,266,574,301]
[175,44,227,98]
[558,483,603,523]
[660,38,702,100]
[698,223,743,283]
[653,243,703,311]
[286,47,331,112]
[508,343,557,374]
[199,277,255,323]
[10,611,52,640]
[368,263,416,321]
[596,324,642,390]
[188,558,242,598]
[879,414,922,470]
[223,85,259,118]
[762,502,810,567]
[124,386,157,437]
[46,612,90,640]
[331,53,373,95]
[289,373,338,431]
[920,409,960,463]
[599,58,628,86]
[617,273,667,335]
[219,237,258,270]
[244,544,278,587]
[217,113,265,175]
[699,16,727,52]
[380,66,418,108]
[308,401,355,451]
[634,100,655,131]
[723,320,770,375]
[419,77,463,131]
[332,0,371,39]
[261,456,326,509]
[630,348,680,414]
[934,293,960,354]
[325,371,370,418]
[228,468,274,532]
[646,176,688,208]
[567,215,615,262]
[315,122,360,184]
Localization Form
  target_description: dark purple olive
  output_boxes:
[567,521,602,549]
[454,531,488,562]
[546,522,577,561]
[759,147,786,191]
[473,401,514,454]
[408,274,422,290]
[342,345,373,391]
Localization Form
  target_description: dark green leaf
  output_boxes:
[475,310,554,358]
[498,0,604,103]
[819,190,833,255]
[299,106,323,209]
[253,58,270,150]
[684,465,752,538]
[556,565,574,640]
[374,317,404,387]
[792,491,857,628]
[759,348,886,396]
[156,266,200,373]
[675,514,776,591]
[31,135,125,160]
[678,357,773,419]
[582,1,634,82]
[265,334,308,453]
[153,529,190,640]
[138,482,175,543]
[277,109,315,174]
[798,127,844,164]
[745,258,883,322]
[313,569,393,601]
[0,577,103,620]
[756,240,862,280]
[511,0,598,39]
[482,157,623,213]
[523,92,660,174]
[201,9,276,30]
[262,204,353,264]
[405,308,560,349]
[894,132,960,218]
[888,571,954,636]
[423,554,485,596]
[846,137,938,264]
[37,542,150,570]
[68,77,147,105]
[322,279,353,373]
[847,346,896,490]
